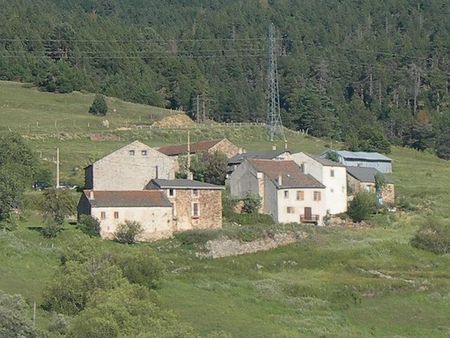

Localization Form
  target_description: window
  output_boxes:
[168,188,175,197]
[313,191,322,201]
[297,191,304,201]
[141,150,147,156]
[114,211,119,219]
[192,189,199,197]
[330,169,335,177]
[330,188,334,193]
[100,211,106,220]
[129,150,135,156]
[287,207,295,214]
[192,202,200,218]
[284,190,289,199]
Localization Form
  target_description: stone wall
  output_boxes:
[210,139,241,158]
[169,189,222,231]
[92,141,177,191]
[199,232,307,258]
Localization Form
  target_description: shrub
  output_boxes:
[77,215,101,237]
[242,193,262,214]
[114,220,143,244]
[40,188,76,225]
[89,94,108,116]
[347,192,376,222]
[42,222,62,239]
[0,291,37,338]
[411,221,450,254]
[174,229,220,247]
[116,249,165,289]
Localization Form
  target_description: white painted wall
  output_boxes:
[291,152,347,215]
[91,206,173,241]
[276,188,327,225]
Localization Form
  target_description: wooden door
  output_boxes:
[304,207,312,221]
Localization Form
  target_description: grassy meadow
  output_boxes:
[0,82,449,337]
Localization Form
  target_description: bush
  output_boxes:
[89,94,108,116]
[242,193,262,214]
[0,291,37,338]
[42,222,62,239]
[174,229,220,247]
[41,188,76,225]
[347,192,376,222]
[116,249,165,289]
[77,215,101,237]
[114,220,143,244]
[411,221,450,254]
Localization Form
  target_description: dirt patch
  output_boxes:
[152,113,195,128]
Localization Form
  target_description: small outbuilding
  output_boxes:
[346,166,395,205]
[324,150,392,173]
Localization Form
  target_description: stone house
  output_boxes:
[147,179,224,232]
[158,138,241,159]
[227,149,291,176]
[77,190,174,241]
[323,150,393,173]
[84,140,177,191]
[346,166,395,204]
[291,152,347,215]
[229,159,327,225]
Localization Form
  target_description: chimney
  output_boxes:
[278,174,282,186]
[272,145,277,151]
[88,191,94,200]
[284,140,288,151]
[301,162,308,175]
[187,172,193,180]
[155,165,159,179]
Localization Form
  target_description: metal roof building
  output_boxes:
[322,151,393,173]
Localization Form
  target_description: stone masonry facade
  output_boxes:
[168,189,222,232]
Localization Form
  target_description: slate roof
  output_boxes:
[158,139,224,156]
[304,153,345,167]
[228,150,290,165]
[346,166,394,184]
[335,151,392,162]
[147,179,224,190]
[83,190,172,208]
[248,160,325,189]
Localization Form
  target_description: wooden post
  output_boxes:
[33,301,36,326]
[56,148,60,189]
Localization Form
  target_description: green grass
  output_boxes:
[0,83,449,337]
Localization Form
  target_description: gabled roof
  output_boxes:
[304,153,345,167]
[147,179,224,190]
[83,190,172,208]
[158,139,225,156]
[228,150,290,165]
[334,151,392,162]
[346,166,394,184]
[248,160,325,189]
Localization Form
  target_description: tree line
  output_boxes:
[0,0,449,157]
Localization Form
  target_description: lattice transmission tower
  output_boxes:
[266,23,285,142]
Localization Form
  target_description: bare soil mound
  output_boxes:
[153,113,195,128]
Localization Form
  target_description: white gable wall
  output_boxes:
[276,188,327,224]
[291,152,347,215]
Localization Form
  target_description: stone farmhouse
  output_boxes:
[346,166,395,205]
[323,150,393,173]
[229,159,327,225]
[158,138,241,159]
[290,152,347,215]
[227,149,291,176]
[78,141,224,241]
[147,179,224,232]
[84,140,177,191]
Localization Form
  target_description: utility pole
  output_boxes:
[196,95,200,123]
[56,147,60,188]
[266,23,286,142]
[187,131,193,180]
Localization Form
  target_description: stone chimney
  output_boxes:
[278,174,283,186]
[272,145,277,151]
[301,163,308,175]
[88,191,94,200]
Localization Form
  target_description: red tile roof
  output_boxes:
[158,139,224,156]
[248,160,325,189]
[83,190,172,208]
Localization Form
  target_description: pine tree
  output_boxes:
[89,94,108,116]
